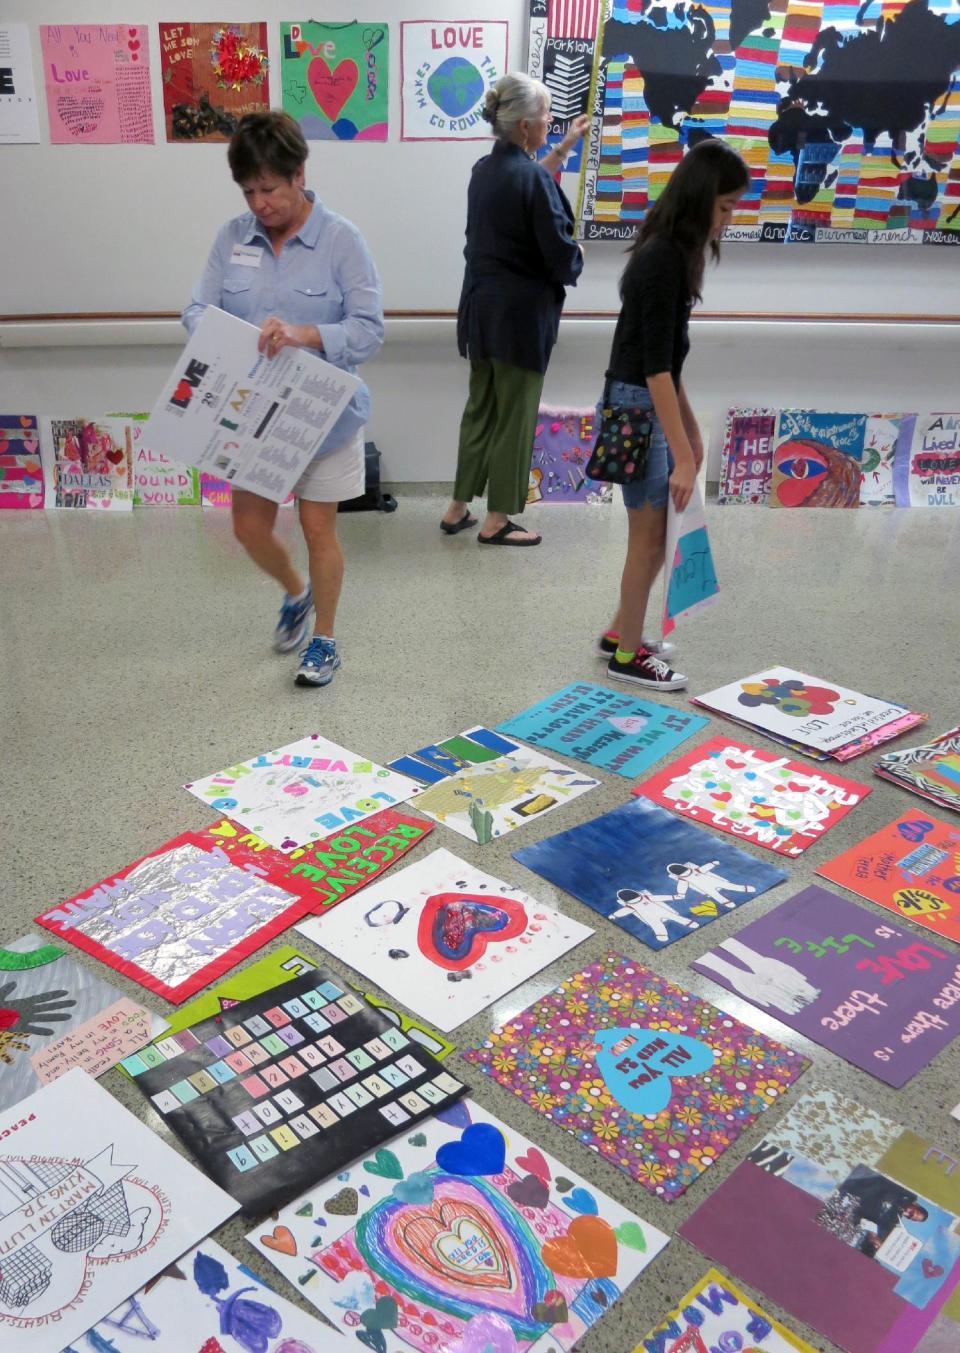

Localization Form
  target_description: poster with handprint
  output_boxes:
[0,935,164,1112]
[280,21,388,141]
[692,885,960,1087]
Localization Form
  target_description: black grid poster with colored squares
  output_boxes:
[121,967,466,1215]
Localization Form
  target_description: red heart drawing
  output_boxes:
[712,791,733,803]
[128,27,138,38]
[0,440,8,454]
[922,1258,944,1279]
[515,1146,550,1183]
[724,760,746,771]
[106,448,124,465]
[307,56,359,123]
[128,39,140,51]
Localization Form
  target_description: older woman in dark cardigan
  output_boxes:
[441,74,587,546]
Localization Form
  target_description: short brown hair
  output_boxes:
[228,110,308,183]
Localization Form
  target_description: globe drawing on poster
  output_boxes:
[579,0,960,244]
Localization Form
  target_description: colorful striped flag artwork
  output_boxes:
[577,0,960,244]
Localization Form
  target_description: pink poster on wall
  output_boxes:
[40,24,153,144]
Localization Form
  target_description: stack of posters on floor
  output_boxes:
[662,483,719,637]
[0,935,164,1111]
[36,831,307,1003]
[875,726,960,814]
[635,1268,816,1352]
[680,1087,960,1353]
[40,416,134,510]
[135,945,455,1065]
[122,965,466,1214]
[895,414,960,508]
[691,666,925,761]
[185,734,421,852]
[498,681,707,780]
[527,407,611,503]
[0,1068,235,1353]
[280,20,389,142]
[463,951,808,1201]
[250,1096,669,1353]
[0,413,43,508]
[69,1238,331,1352]
[388,726,598,844]
[513,799,786,949]
[717,409,777,504]
[818,813,960,943]
[770,411,867,509]
[298,846,592,1032]
[691,885,960,1088]
[636,735,868,856]
[159,22,269,143]
[195,807,432,915]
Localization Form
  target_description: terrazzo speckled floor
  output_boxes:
[2,492,959,1352]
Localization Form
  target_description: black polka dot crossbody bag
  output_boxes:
[585,383,654,484]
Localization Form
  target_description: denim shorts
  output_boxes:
[600,380,673,511]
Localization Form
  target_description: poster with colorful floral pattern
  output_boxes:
[463,951,809,1201]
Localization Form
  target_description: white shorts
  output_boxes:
[292,428,365,503]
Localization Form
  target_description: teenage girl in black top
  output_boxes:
[598,139,749,690]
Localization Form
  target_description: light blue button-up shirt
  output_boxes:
[182,192,384,454]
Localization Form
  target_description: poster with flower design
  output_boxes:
[462,951,808,1201]
[159,22,269,143]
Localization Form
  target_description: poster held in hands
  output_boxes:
[662,481,719,637]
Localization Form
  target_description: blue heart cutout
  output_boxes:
[435,1122,506,1177]
[392,1171,435,1206]
[568,1186,599,1215]
[594,1027,714,1115]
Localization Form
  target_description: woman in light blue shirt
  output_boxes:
[183,110,383,688]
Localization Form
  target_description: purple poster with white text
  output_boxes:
[691,885,960,1088]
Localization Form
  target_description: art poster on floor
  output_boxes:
[0,25,41,144]
[875,725,960,815]
[121,968,466,1215]
[0,935,164,1112]
[39,25,153,144]
[635,1268,816,1353]
[0,1068,235,1353]
[498,681,707,779]
[195,807,433,915]
[40,416,134,510]
[691,666,915,757]
[400,19,508,140]
[0,413,42,508]
[861,414,915,507]
[817,812,960,943]
[185,734,421,854]
[463,951,808,1201]
[249,1095,669,1353]
[662,482,719,637]
[770,411,867,508]
[298,845,593,1032]
[128,421,199,506]
[66,1238,332,1353]
[513,798,786,950]
[717,408,776,504]
[895,412,960,507]
[389,726,599,844]
[527,408,611,504]
[636,735,868,856]
[680,1087,960,1353]
[200,471,231,508]
[159,22,269,142]
[35,831,308,1003]
[691,884,960,1088]
[280,20,389,141]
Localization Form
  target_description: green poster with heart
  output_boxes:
[281,21,388,142]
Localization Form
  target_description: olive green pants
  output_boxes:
[453,359,545,516]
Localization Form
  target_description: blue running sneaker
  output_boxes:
[274,586,313,653]
[295,635,341,687]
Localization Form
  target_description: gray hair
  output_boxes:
[481,73,550,142]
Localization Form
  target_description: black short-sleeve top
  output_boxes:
[606,236,692,389]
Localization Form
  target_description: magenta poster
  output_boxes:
[692,885,960,1088]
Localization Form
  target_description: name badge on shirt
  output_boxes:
[229,244,262,268]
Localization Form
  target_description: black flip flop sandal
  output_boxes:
[477,520,541,547]
[439,513,477,535]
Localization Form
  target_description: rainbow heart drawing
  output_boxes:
[354,1174,556,1339]
[417,892,527,970]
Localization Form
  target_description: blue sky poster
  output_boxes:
[498,682,707,780]
[514,798,786,950]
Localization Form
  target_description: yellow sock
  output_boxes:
[614,647,636,664]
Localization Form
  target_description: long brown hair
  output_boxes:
[622,138,749,300]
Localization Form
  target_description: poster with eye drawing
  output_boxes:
[298,846,593,1032]
[0,1068,235,1353]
